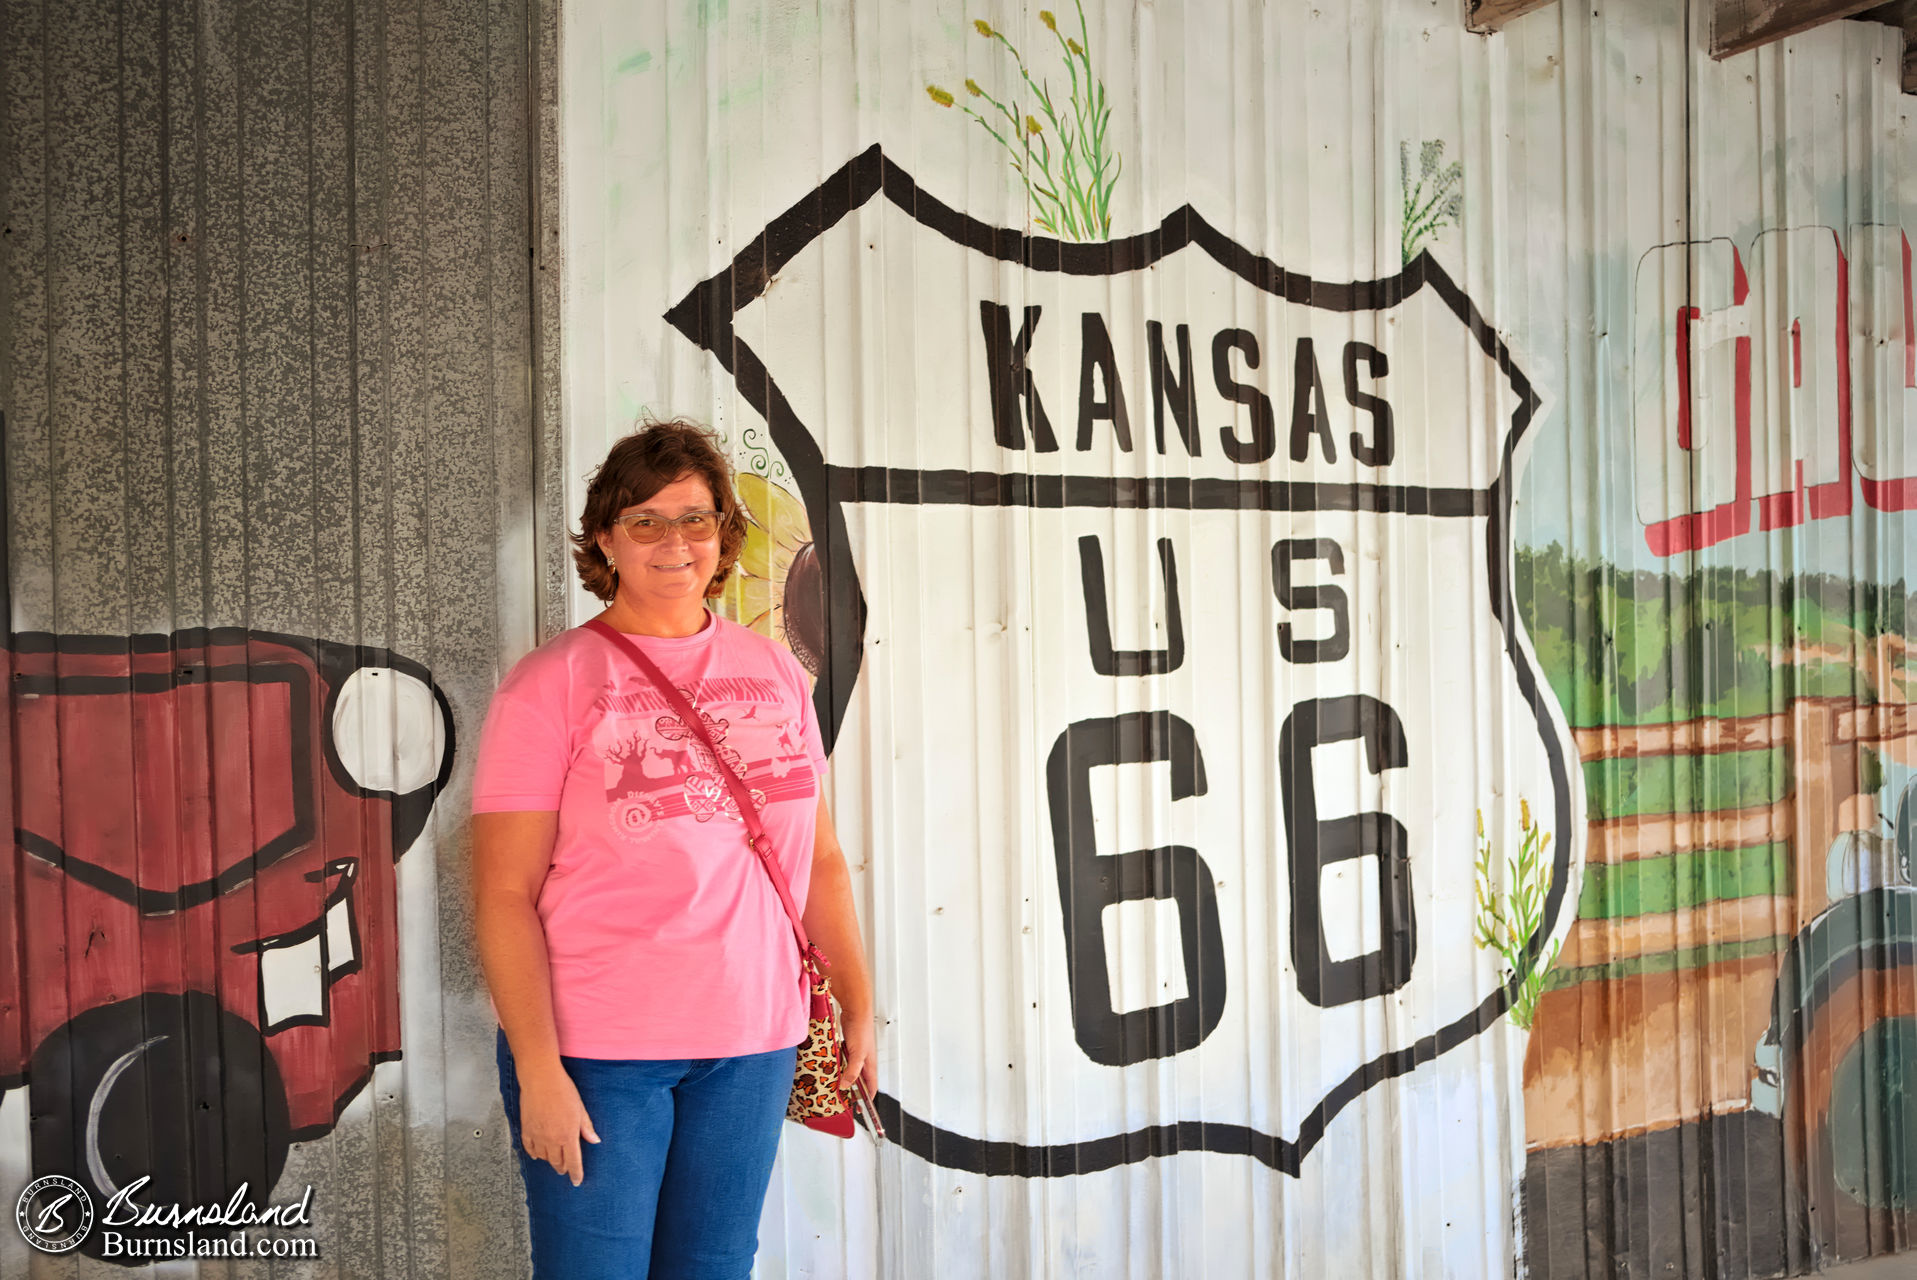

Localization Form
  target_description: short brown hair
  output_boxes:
[570,418,749,602]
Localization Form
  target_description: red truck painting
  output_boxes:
[1,625,451,1260]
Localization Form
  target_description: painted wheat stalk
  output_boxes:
[927,3,1121,241]
[1401,139,1464,264]
[1473,799,1561,1031]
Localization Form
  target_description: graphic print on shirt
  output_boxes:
[591,676,809,844]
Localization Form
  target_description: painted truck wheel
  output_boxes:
[26,991,291,1264]
[1795,967,1917,1217]
[1826,1014,1917,1210]
[1765,885,1917,1262]
[1896,777,1917,884]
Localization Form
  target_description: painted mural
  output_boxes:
[0,0,530,1267]
[1,462,456,1263]
[563,1,1917,1276]
[1518,230,1917,1269]
[11,0,1917,1273]
[672,143,1578,1182]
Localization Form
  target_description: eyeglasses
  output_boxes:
[610,510,723,544]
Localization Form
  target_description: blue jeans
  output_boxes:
[497,1031,797,1280]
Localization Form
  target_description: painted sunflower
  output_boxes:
[723,473,826,679]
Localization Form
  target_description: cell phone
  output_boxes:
[850,1078,886,1141]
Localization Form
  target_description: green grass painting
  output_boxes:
[1401,140,1463,264]
[1581,748,1789,821]
[927,4,1122,241]
[1475,800,1561,1031]
[1516,544,1917,729]
[1575,844,1791,920]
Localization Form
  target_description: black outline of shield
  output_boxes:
[667,144,1572,1178]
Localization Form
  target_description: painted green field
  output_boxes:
[1515,544,1916,729]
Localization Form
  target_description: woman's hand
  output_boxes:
[838,1006,878,1096]
[806,796,877,1100]
[474,812,590,1178]
[516,1063,601,1186]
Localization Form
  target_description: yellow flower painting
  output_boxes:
[722,473,825,679]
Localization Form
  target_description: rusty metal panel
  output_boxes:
[560,1,1917,1278]
[0,0,556,1275]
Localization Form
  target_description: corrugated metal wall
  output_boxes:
[562,1,1917,1277]
[6,0,1917,1276]
[0,0,562,1274]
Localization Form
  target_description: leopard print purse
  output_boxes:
[587,619,874,1140]
[753,831,856,1136]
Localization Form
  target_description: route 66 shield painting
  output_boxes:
[669,147,1583,1181]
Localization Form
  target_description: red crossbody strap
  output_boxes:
[584,618,820,967]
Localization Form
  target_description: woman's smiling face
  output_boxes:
[598,473,723,607]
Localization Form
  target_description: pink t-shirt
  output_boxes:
[472,612,827,1059]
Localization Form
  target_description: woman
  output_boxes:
[471,418,874,1279]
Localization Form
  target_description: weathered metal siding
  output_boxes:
[4,0,1915,1277]
[562,1,1917,1278]
[0,0,560,1274]
[1503,9,1917,1277]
